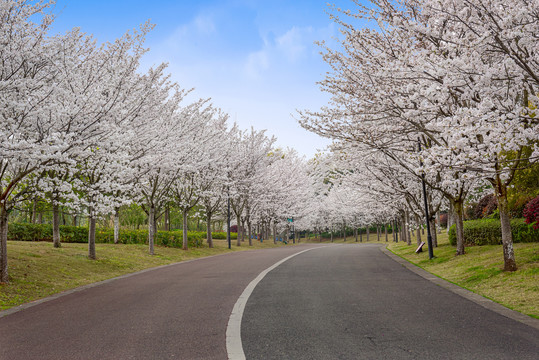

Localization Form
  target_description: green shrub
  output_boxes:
[211,231,237,240]
[59,226,88,243]
[7,223,53,241]
[7,223,204,248]
[212,231,226,239]
[448,218,539,246]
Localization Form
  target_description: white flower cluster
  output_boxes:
[299,0,538,265]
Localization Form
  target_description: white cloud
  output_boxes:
[276,26,313,62]
[245,49,270,79]
[194,14,216,34]
[143,13,337,158]
[241,23,336,79]
[160,14,216,52]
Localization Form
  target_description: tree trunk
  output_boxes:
[183,208,189,250]
[343,223,346,242]
[400,219,406,244]
[414,216,421,246]
[52,202,61,248]
[404,212,411,245]
[404,221,408,244]
[31,198,37,224]
[88,208,97,260]
[453,199,465,255]
[114,208,120,244]
[354,228,358,242]
[241,219,246,243]
[394,220,399,242]
[377,225,380,242]
[248,221,252,246]
[447,201,454,234]
[366,226,370,242]
[148,204,155,255]
[164,205,170,231]
[495,182,517,271]
[286,225,290,243]
[236,215,242,246]
[0,204,9,283]
[273,221,277,244]
[206,213,213,248]
[360,229,363,242]
[429,218,438,247]
[153,213,158,243]
[330,226,333,242]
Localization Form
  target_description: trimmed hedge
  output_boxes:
[7,223,205,248]
[211,231,238,240]
[448,218,539,246]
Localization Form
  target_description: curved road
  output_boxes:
[0,243,537,359]
[242,244,539,359]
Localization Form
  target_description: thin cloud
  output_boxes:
[276,26,313,62]
[242,23,336,79]
[194,14,216,34]
[245,50,270,79]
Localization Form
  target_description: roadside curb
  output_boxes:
[380,246,539,331]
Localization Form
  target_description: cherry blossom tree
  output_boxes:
[252,148,311,244]
[299,1,538,271]
[172,106,227,250]
[197,114,232,248]
[227,127,275,246]
[0,0,60,282]
[134,92,208,254]
[1,1,153,277]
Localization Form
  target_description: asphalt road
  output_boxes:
[0,244,326,360]
[242,244,539,359]
[1,243,537,360]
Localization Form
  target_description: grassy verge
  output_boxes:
[387,231,539,318]
[0,238,291,311]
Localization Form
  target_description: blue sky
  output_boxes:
[50,0,357,158]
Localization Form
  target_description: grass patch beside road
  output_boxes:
[387,232,539,318]
[0,239,290,311]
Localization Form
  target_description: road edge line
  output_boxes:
[226,246,329,360]
[380,245,539,331]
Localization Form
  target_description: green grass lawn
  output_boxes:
[0,238,291,311]
[387,231,539,318]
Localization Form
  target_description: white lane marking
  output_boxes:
[226,246,329,360]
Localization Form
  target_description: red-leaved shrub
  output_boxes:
[439,213,448,228]
[523,196,539,230]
